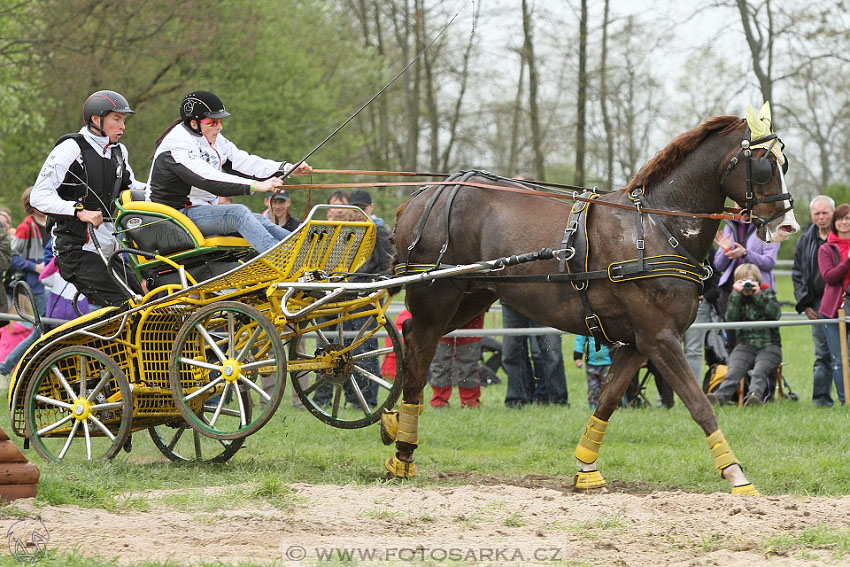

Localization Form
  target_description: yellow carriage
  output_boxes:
[7,195,405,463]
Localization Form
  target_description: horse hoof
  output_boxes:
[574,469,606,492]
[380,410,398,446]
[731,483,760,496]
[384,453,416,479]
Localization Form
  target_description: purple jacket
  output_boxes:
[713,223,780,290]
[817,242,850,318]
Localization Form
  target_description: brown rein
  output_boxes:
[289,176,743,221]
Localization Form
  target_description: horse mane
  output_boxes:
[624,116,744,191]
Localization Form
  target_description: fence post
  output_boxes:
[839,308,850,401]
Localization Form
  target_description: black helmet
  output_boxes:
[82,90,135,128]
[180,90,231,123]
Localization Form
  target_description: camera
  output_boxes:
[741,279,756,291]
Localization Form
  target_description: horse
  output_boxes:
[380,102,799,494]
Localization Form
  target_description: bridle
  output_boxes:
[720,127,793,228]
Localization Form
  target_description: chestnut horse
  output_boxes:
[381,103,799,493]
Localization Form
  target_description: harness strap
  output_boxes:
[433,171,477,271]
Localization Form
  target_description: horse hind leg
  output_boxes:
[647,334,759,495]
[574,345,646,492]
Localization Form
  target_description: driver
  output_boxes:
[31,90,146,307]
[147,90,311,253]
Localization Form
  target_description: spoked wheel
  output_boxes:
[24,346,132,462]
[149,387,250,463]
[169,301,285,440]
[289,312,403,429]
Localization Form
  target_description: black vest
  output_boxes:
[51,134,132,254]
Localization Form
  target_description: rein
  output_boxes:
[284,179,743,221]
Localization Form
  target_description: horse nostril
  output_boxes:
[779,224,797,234]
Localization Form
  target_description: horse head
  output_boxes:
[720,102,799,242]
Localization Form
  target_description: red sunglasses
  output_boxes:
[201,118,222,127]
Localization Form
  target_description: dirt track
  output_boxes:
[6,477,849,566]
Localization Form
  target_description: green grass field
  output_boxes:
[1,273,848,520]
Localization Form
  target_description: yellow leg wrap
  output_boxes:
[574,469,606,490]
[706,429,739,475]
[731,483,760,496]
[396,402,421,445]
[384,453,416,479]
[574,415,608,464]
[380,403,423,446]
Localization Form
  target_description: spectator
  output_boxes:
[381,309,411,379]
[0,207,14,237]
[792,195,835,407]
[714,219,781,313]
[0,189,49,380]
[263,189,301,231]
[30,90,145,307]
[502,302,568,407]
[706,263,782,407]
[430,313,485,408]
[817,202,850,405]
[313,189,393,408]
[147,90,311,254]
[0,214,10,332]
[682,248,721,383]
[574,334,611,410]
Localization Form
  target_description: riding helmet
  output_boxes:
[180,90,231,124]
[82,90,135,130]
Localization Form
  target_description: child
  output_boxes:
[574,335,611,410]
[706,263,781,406]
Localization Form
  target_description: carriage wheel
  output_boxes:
[149,386,250,463]
[289,313,403,429]
[24,346,132,462]
[169,301,285,440]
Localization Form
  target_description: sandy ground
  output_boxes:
[5,475,849,566]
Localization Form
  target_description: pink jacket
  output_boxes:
[817,242,850,317]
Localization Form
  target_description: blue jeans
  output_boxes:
[185,204,290,252]
[0,292,47,376]
[682,299,711,382]
[501,304,567,407]
[821,315,847,404]
[811,319,834,405]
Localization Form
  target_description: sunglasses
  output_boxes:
[200,118,222,127]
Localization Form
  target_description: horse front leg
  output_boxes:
[647,333,759,495]
[380,314,439,479]
[574,345,645,491]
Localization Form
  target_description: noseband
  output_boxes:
[720,128,794,228]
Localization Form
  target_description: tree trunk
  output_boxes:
[522,0,545,181]
[575,0,588,187]
[600,0,613,189]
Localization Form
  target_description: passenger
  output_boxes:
[30,90,145,307]
[147,90,311,252]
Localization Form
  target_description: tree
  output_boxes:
[574,0,588,187]
[521,0,545,181]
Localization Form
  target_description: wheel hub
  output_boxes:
[221,359,242,383]
[72,398,93,422]
[316,344,353,385]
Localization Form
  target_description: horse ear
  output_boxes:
[759,101,772,125]
[746,102,772,140]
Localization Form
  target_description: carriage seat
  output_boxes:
[115,190,251,258]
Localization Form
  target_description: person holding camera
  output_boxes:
[706,263,782,407]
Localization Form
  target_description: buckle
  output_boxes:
[636,239,644,250]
